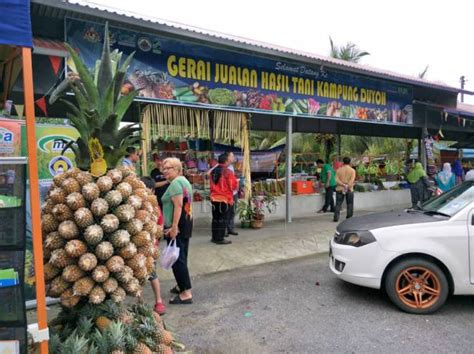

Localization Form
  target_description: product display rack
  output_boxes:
[0,157,27,354]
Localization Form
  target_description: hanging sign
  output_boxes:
[66,19,413,125]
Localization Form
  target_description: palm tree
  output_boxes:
[329,37,370,63]
[418,65,429,79]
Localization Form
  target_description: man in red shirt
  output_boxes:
[210,152,238,245]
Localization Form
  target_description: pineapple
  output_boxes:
[145,256,155,273]
[97,176,114,193]
[100,214,120,233]
[95,241,114,260]
[103,277,119,294]
[110,230,131,248]
[42,199,55,215]
[118,310,133,325]
[114,204,135,222]
[133,267,148,281]
[117,165,134,179]
[123,277,140,296]
[44,262,61,281]
[73,276,95,296]
[44,231,65,250]
[92,265,110,283]
[49,187,67,204]
[62,264,86,283]
[146,194,159,207]
[156,344,173,354]
[52,203,73,222]
[49,249,74,268]
[65,239,88,258]
[82,182,101,201]
[74,207,94,228]
[60,288,81,308]
[84,224,104,245]
[115,266,134,284]
[89,285,106,304]
[107,169,123,185]
[58,220,80,240]
[61,177,81,194]
[66,192,86,211]
[156,329,174,346]
[53,172,68,187]
[133,188,148,200]
[106,256,125,273]
[75,171,93,186]
[42,214,59,233]
[106,322,127,353]
[127,254,146,271]
[48,276,71,297]
[135,210,150,224]
[111,286,126,303]
[78,253,98,271]
[139,245,156,259]
[126,219,143,236]
[118,243,137,260]
[152,312,164,329]
[142,222,158,237]
[142,201,155,215]
[117,182,133,199]
[127,195,143,210]
[95,316,112,332]
[105,190,123,207]
[65,167,81,178]
[131,231,151,247]
[91,198,109,217]
[133,342,153,354]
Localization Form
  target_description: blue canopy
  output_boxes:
[0,0,32,47]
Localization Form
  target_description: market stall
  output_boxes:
[0,1,48,353]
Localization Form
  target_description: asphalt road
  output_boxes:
[157,254,474,354]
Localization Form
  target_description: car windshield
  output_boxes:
[421,182,474,216]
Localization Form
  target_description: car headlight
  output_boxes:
[334,231,376,247]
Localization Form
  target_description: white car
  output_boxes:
[329,181,474,314]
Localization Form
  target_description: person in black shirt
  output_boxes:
[150,154,169,208]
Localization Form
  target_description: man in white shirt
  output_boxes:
[122,146,140,172]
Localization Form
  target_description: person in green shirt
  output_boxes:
[316,159,336,213]
[161,157,194,304]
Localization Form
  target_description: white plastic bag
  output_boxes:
[160,239,180,270]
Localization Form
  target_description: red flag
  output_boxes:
[35,97,48,116]
[48,56,62,75]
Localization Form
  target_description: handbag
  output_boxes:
[160,239,180,270]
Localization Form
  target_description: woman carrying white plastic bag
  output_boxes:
[161,157,194,304]
[160,239,180,270]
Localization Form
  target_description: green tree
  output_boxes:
[329,37,370,63]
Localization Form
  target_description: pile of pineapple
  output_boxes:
[42,166,162,307]
[45,300,178,353]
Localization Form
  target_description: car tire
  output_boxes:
[385,258,449,314]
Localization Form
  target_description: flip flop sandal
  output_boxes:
[169,296,193,305]
[170,286,180,294]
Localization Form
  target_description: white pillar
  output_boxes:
[285,116,293,223]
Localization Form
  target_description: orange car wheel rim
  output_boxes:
[395,266,441,309]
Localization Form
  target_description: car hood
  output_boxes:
[336,210,444,233]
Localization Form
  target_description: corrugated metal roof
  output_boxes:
[31,0,465,94]
[33,38,68,56]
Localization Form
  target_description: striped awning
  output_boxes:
[33,38,68,57]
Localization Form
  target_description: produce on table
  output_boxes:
[38,301,182,353]
[42,23,182,353]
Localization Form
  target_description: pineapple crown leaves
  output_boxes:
[103,321,126,351]
[48,333,62,354]
[49,21,140,170]
[76,316,95,337]
[91,328,111,354]
[59,334,90,354]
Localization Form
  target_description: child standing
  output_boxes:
[141,176,166,315]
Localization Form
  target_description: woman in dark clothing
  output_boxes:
[453,159,465,185]
[407,162,430,209]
